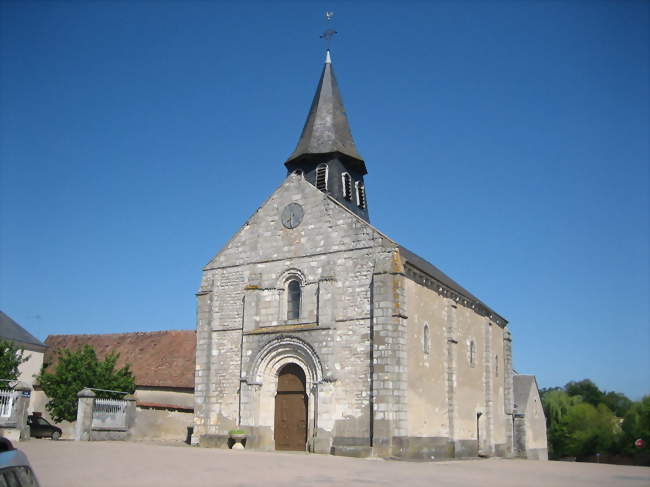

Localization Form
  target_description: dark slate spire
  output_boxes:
[285,50,370,222]
[285,50,366,175]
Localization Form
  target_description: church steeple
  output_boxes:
[285,50,370,221]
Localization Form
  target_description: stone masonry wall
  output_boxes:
[402,273,511,459]
[193,174,395,452]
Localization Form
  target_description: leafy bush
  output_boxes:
[0,340,29,381]
[37,345,135,422]
[541,379,648,464]
[228,429,247,435]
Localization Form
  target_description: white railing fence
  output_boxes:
[0,389,17,418]
[92,398,129,430]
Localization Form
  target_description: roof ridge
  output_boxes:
[322,193,507,324]
[46,329,195,339]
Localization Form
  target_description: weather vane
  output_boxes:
[320,11,337,50]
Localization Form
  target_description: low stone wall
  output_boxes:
[0,382,32,442]
[31,389,193,442]
[130,408,193,441]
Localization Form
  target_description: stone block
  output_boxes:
[199,434,229,449]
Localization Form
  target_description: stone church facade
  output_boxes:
[192,51,547,460]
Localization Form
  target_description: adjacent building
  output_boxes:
[0,311,47,387]
[36,330,196,439]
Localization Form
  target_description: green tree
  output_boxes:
[541,388,583,458]
[563,402,619,458]
[602,391,633,417]
[37,345,135,422]
[542,388,581,424]
[565,379,604,407]
[620,396,650,464]
[0,340,29,381]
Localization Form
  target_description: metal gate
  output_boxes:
[92,398,129,430]
[0,389,16,418]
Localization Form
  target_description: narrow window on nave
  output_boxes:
[316,164,328,192]
[423,324,430,355]
[356,181,366,209]
[287,279,301,320]
[495,355,499,376]
[469,340,476,367]
[342,172,352,200]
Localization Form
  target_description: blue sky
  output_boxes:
[1,1,648,399]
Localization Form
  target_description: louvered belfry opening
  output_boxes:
[315,164,328,192]
[274,364,308,451]
[356,182,366,209]
[342,173,352,200]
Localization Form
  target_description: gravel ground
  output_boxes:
[19,439,650,487]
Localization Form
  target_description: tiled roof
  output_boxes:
[0,311,47,352]
[44,330,195,389]
[397,246,508,325]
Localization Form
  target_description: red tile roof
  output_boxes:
[44,330,196,389]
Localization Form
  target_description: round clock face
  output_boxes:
[281,203,304,229]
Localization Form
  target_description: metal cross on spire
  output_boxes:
[320,11,337,51]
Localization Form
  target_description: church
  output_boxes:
[192,50,548,460]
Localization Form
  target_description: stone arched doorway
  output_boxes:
[274,363,307,451]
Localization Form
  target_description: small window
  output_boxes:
[495,355,499,377]
[469,341,476,367]
[316,164,328,192]
[287,280,301,320]
[355,181,366,209]
[423,324,430,355]
[342,173,352,200]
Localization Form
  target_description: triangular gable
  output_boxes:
[204,174,392,271]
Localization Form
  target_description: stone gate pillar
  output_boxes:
[124,394,137,430]
[75,388,96,441]
[13,382,32,441]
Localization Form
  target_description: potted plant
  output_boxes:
[228,429,248,450]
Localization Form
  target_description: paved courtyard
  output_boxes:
[20,439,650,487]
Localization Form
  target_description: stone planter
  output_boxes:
[229,433,247,450]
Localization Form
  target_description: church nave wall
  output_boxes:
[404,279,449,443]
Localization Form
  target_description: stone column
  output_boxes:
[370,251,408,458]
[482,320,494,456]
[317,277,336,327]
[193,289,213,445]
[513,414,527,458]
[13,382,32,441]
[445,300,458,457]
[75,388,96,441]
[503,329,514,414]
[242,286,260,331]
[503,329,514,456]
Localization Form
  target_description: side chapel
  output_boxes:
[192,50,548,460]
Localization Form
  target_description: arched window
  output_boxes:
[355,181,366,209]
[423,324,430,355]
[469,340,476,367]
[287,280,301,320]
[316,164,328,192]
[342,173,352,200]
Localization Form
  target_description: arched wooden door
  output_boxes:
[274,363,307,451]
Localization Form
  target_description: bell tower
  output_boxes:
[285,50,369,222]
